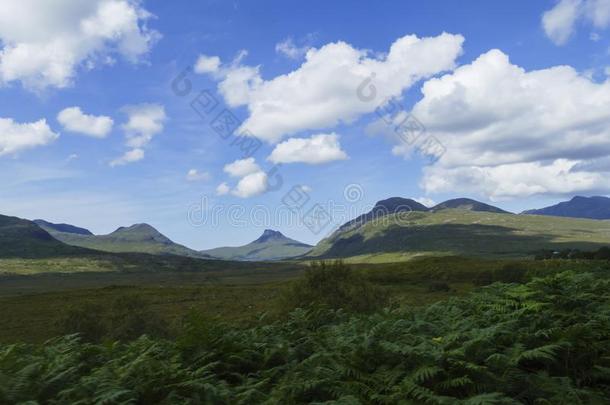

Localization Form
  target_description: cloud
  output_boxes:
[110,103,165,166]
[422,160,609,201]
[223,157,261,177]
[542,0,582,45]
[275,37,310,60]
[0,0,160,91]
[220,157,269,198]
[110,148,144,167]
[542,0,610,45]
[394,49,610,199]
[57,106,113,138]
[268,133,348,164]
[186,169,211,182]
[232,171,268,198]
[121,103,166,148]
[0,117,59,156]
[194,54,220,74]
[216,182,230,196]
[197,33,464,142]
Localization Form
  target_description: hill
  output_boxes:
[308,201,610,261]
[432,198,509,214]
[38,222,209,258]
[33,219,93,236]
[0,215,90,258]
[339,197,429,232]
[524,196,610,219]
[201,229,312,261]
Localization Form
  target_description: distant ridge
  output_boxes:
[0,215,89,258]
[307,195,610,260]
[339,197,428,232]
[37,221,208,258]
[201,229,312,261]
[33,219,93,236]
[432,198,510,214]
[523,196,610,220]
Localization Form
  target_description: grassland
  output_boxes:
[2,264,610,403]
[310,209,610,260]
[2,255,608,344]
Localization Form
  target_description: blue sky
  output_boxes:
[2,0,610,249]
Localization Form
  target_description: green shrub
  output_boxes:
[283,260,388,312]
[56,302,106,342]
[4,271,610,404]
[493,262,528,284]
[427,281,451,292]
[107,295,169,341]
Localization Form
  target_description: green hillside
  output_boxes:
[308,208,610,261]
[38,223,209,259]
[201,229,312,261]
[0,215,90,258]
[431,198,509,214]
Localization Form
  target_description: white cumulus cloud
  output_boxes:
[220,158,269,198]
[0,117,59,156]
[57,106,113,138]
[232,171,268,198]
[121,103,166,148]
[109,148,144,167]
[223,157,261,177]
[216,182,230,196]
[194,54,221,74]
[0,0,160,91]
[110,103,165,166]
[268,133,348,164]
[390,49,610,200]
[197,33,464,142]
[542,0,610,45]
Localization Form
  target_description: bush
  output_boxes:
[57,295,169,342]
[493,262,528,284]
[283,260,388,313]
[56,302,106,342]
[107,295,169,341]
[6,271,610,404]
[427,281,451,292]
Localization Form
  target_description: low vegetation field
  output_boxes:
[1,258,609,403]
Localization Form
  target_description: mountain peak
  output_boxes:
[253,229,286,243]
[109,223,173,244]
[432,198,509,214]
[373,197,429,213]
[524,195,610,220]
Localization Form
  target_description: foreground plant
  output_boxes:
[1,270,609,404]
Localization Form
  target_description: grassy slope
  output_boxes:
[309,209,610,261]
[202,242,312,261]
[41,225,207,258]
[0,215,92,259]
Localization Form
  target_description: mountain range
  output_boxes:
[523,196,610,220]
[35,221,210,259]
[200,229,313,261]
[3,195,610,263]
[307,196,610,261]
[0,215,91,258]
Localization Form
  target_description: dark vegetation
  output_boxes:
[535,246,610,260]
[1,261,609,403]
[282,260,388,312]
[524,195,610,219]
